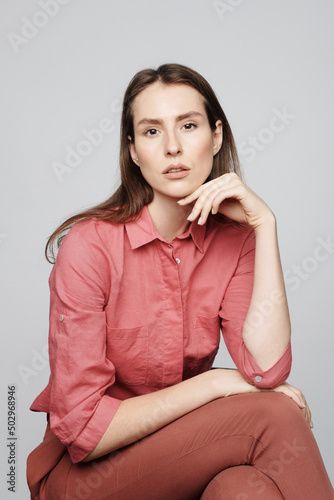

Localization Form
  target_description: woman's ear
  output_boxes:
[128,136,140,166]
[213,120,223,155]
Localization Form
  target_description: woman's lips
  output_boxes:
[162,164,190,179]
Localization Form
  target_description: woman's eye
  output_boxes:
[183,123,197,131]
[144,128,158,136]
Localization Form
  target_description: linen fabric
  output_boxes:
[30,206,292,463]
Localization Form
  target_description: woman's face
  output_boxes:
[128,82,222,204]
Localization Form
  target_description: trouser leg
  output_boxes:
[43,392,334,500]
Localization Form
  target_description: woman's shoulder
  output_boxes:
[54,217,127,265]
[64,217,125,243]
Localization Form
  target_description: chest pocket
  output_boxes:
[106,325,148,385]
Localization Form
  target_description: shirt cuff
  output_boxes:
[244,341,292,389]
[67,395,122,463]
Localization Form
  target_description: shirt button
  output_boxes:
[175,258,180,264]
[255,375,262,383]
[59,314,64,322]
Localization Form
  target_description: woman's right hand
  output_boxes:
[216,369,313,429]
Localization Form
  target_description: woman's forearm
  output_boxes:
[83,369,258,462]
[243,213,291,370]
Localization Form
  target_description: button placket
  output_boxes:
[158,239,184,385]
[169,244,181,265]
[171,240,182,265]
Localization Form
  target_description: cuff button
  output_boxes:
[255,375,262,383]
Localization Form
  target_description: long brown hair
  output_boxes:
[46,63,242,263]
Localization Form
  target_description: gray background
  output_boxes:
[1,0,333,497]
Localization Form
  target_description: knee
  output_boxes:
[248,391,307,430]
[200,466,284,500]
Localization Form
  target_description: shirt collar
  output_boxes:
[125,205,205,253]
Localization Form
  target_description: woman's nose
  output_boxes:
[164,131,182,156]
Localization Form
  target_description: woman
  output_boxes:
[27,63,333,499]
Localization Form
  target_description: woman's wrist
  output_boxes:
[253,210,276,234]
[211,368,259,398]
[211,368,237,398]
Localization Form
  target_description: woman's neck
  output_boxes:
[147,196,193,242]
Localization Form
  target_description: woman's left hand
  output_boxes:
[269,382,314,429]
[178,172,274,229]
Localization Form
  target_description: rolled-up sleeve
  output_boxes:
[47,223,122,463]
[219,229,292,389]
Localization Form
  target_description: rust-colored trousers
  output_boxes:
[27,392,334,499]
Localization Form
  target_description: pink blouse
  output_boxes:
[30,206,292,463]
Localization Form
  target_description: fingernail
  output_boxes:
[198,217,203,225]
[300,402,306,408]
[187,214,194,221]
[310,421,314,428]
[177,199,184,204]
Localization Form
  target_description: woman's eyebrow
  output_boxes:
[136,111,204,127]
